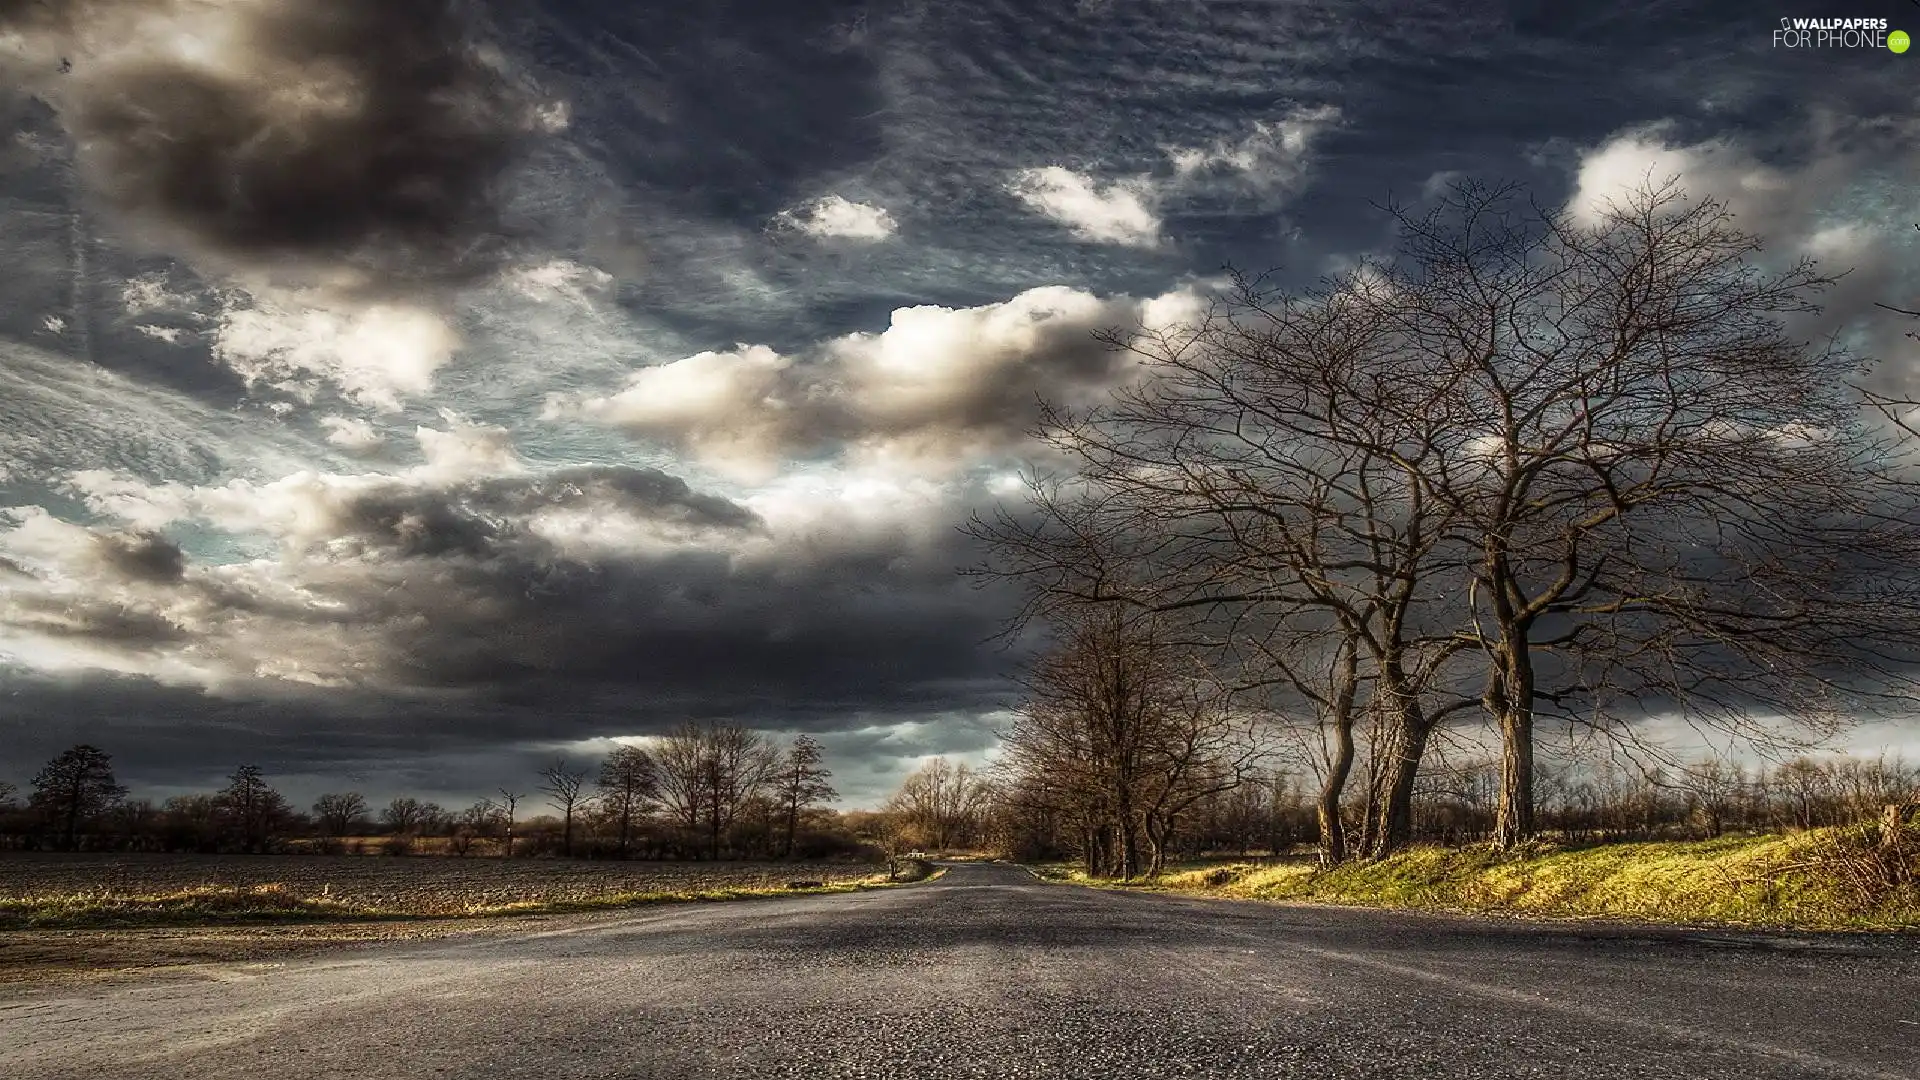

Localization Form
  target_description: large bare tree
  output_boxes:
[972,178,1920,858]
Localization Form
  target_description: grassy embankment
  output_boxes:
[1042,826,1920,931]
[0,859,941,931]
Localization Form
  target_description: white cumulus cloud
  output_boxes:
[1006,167,1162,248]
[551,284,1211,477]
[212,293,460,412]
[772,195,899,241]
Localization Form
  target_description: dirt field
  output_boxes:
[0,852,881,915]
[0,853,894,986]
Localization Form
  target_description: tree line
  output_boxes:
[866,750,1920,871]
[967,179,1920,875]
[0,722,847,859]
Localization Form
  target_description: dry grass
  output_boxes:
[0,854,911,929]
[1056,826,1920,931]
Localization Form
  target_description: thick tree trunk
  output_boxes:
[1490,641,1537,851]
[1363,681,1431,860]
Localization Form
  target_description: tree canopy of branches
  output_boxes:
[312,792,369,837]
[381,796,435,836]
[971,179,1920,861]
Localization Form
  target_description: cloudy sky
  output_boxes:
[0,0,1915,810]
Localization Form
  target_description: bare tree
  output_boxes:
[772,736,837,858]
[971,179,1920,858]
[381,796,431,835]
[538,759,590,857]
[1364,180,1920,848]
[597,745,659,859]
[31,745,127,850]
[213,765,294,852]
[454,798,499,856]
[312,792,369,837]
[970,258,1481,858]
[1002,607,1262,877]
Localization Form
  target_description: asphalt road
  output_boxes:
[2,861,1916,1079]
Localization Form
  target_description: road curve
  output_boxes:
[2,861,1915,1079]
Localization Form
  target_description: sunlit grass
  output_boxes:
[1062,828,1920,931]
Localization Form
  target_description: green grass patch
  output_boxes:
[1057,826,1920,931]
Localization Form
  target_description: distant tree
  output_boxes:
[381,796,431,835]
[454,798,499,856]
[107,798,158,847]
[0,780,17,809]
[214,765,294,852]
[31,745,127,850]
[497,789,522,857]
[538,759,590,857]
[772,736,837,858]
[160,794,222,852]
[598,745,659,858]
[886,758,995,854]
[312,792,370,837]
[418,802,452,836]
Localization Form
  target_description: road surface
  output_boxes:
[2,861,1915,1079]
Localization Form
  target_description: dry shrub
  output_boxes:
[1808,810,1917,908]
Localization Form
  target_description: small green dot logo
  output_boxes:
[1893,29,1912,53]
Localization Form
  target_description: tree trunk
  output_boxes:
[1318,639,1361,866]
[1317,743,1353,867]
[1490,642,1537,851]
[64,783,81,852]
[1364,680,1431,860]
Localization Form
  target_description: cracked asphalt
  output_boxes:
[2,861,1916,1079]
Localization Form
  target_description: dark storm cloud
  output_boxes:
[90,528,185,583]
[1,0,539,291]
[20,458,1008,711]
[313,465,765,559]
[0,499,1022,805]
[8,596,186,645]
